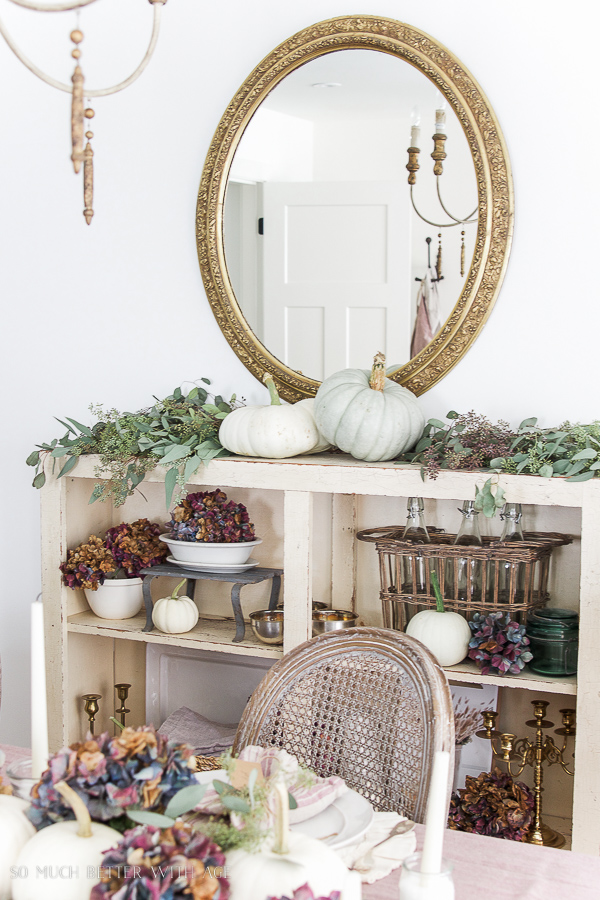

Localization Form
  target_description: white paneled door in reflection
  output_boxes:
[261,182,411,380]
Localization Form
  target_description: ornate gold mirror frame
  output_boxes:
[196,15,513,401]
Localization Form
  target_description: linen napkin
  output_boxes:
[195,745,348,824]
[336,811,417,884]
[157,706,237,755]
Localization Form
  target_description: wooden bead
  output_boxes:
[85,131,94,140]
[84,108,95,119]
[71,48,81,59]
[70,30,84,44]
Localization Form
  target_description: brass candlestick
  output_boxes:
[114,683,131,727]
[82,693,102,735]
[477,700,575,848]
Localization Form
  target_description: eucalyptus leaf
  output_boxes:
[446,410,459,419]
[160,445,191,465]
[221,794,251,813]
[183,454,202,483]
[489,458,505,468]
[50,446,72,457]
[165,465,178,509]
[26,451,40,466]
[201,377,211,384]
[127,810,175,827]
[212,780,229,796]
[565,461,586,476]
[288,791,298,810]
[553,459,571,474]
[427,418,448,429]
[571,448,597,460]
[414,437,432,453]
[33,471,46,489]
[590,461,600,470]
[538,464,554,478]
[518,417,538,429]
[66,417,93,437]
[165,784,207,818]
[566,471,596,482]
[58,455,78,478]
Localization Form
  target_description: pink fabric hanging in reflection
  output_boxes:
[410,269,440,358]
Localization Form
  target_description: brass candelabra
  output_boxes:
[477,700,575,848]
[114,683,131,727]
[82,693,101,734]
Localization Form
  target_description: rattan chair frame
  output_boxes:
[233,627,454,823]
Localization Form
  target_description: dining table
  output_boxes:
[363,822,600,900]
[4,744,599,900]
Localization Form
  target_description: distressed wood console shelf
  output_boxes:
[40,453,600,854]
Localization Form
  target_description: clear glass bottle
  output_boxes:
[401,497,431,594]
[445,500,482,602]
[496,502,525,603]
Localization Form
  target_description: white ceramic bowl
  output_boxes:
[159,534,262,565]
[84,577,144,619]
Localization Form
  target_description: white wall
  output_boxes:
[0,0,599,745]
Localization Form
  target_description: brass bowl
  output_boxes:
[250,609,284,645]
[312,608,358,635]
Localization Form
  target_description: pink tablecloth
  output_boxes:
[363,824,600,900]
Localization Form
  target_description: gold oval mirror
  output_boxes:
[196,15,513,401]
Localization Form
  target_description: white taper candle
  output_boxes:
[420,750,450,874]
[31,598,49,779]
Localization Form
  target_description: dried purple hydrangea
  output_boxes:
[105,517,168,578]
[91,822,229,899]
[27,726,198,831]
[167,489,255,543]
[468,611,533,676]
[267,888,341,900]
[448,767,534,840]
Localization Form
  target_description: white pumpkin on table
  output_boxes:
[314,352,424,461]
[406,571,471,666]
[219,373,330,459]
[227,780,361,900]
[0,795,36,900]
[12,781,121,900]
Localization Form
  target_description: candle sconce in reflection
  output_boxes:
[114,683,131,727]
[477,700,575,848]
[82,693,101,735]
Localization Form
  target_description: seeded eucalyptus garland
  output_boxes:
[397,411,600,515]
[27,380,242,508]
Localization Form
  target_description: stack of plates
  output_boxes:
[166,556,260,575]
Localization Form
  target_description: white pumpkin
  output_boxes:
[152,578,199,634]
[13,782,120,900]
[314,352,424,461]
[219,374,330,459]
[227,781,361,900]
[0,795,36,900]
[406,576,471,666]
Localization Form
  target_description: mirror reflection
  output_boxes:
[223,49,478,382]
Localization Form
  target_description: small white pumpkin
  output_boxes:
[0,795,36,900]
[13,781,120,900]
[227,781,360,900]
[406,573,471,666]
[219,374,330,459]
[152,578,199,634]
[314,351,424,461]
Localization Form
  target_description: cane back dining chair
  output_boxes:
[233,627,454,823]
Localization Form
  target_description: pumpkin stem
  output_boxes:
[272,778,290,855]
[430,570,445,613]
[55,780,93,838]
[170,578,187,600]
[368,352,387,392]
[263,373,282,406]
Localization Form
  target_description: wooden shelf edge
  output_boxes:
[445,659,577,695]
[66,612,282,660]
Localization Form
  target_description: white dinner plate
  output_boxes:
[195,769,373,850]
[166,556,260,574]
